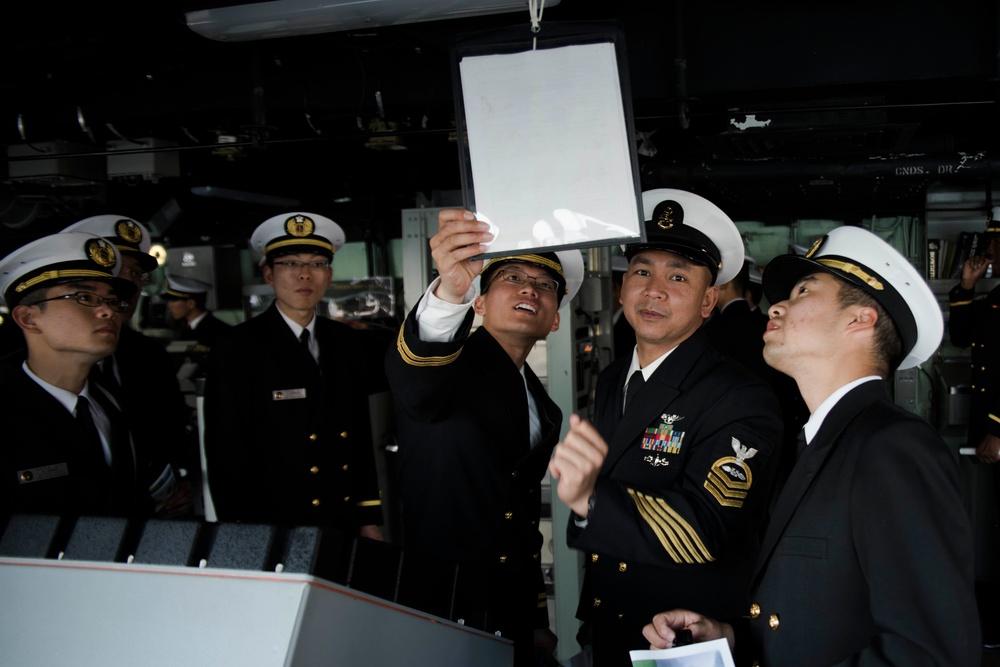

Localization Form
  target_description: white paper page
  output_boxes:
[630,637,737,667]
[459,41,641,255]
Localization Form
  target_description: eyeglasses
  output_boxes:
[120,267,150,285]
[490,267,559,294]
[273,260,331,271]
[30,292,130,313]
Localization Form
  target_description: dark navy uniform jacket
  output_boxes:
[176,313,232,382]
[704,299,770,382]
[948,281,1000,541]
[186,312,231,350]
[106,326,189,474]
[747,380,980,666]
[1,355,154,518]
[568,330,782,652]
[949,282,1000,445]
[386,304,559,642]
[203,303,383,531]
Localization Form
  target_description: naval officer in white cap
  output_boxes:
[61,214,193,517]
[203,212,383,542]
[549,188,784,666]
[164,275,231,349]
[644,226,980,666]
[386,207,584,666]
[0,232,176,517]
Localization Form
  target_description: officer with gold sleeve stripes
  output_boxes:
[385,208,583,667]
[549,189,783,666]
[203,212,383,540]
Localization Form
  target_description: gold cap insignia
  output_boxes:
[805,236,826,259]
[285,215,315,238]
[87,238,117,267]
[116,219,142,244]
[656,204,677,230]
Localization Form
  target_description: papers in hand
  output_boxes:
[630,638,735,667]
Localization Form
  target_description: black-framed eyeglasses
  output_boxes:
[490,267,559,293]
[120,266,150,285]
[273,260,330,271]
[30,292,130,313]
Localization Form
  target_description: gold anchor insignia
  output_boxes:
[87,238,117,267]
[805,235,826,259]
[116,219,142,244]
[656,206,676,230]
[285,215,315,238]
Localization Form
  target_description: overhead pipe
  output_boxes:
[644,152,1000,183]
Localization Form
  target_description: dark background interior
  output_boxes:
[2,0,998,258]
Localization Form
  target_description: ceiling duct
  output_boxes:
[106,138,181,183]
[185,0,561,42]
[6,141,105,187]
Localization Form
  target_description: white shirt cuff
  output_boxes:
[414,277,477,342]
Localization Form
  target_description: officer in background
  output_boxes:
[644,226,980,666]
[0,232,175,517]
[703,257,770,381]
[203,212,383,541]
[60,216,193,516]
[164,274,231,388]
[164,275,231,349]
[549,189,783,665]
[611,254,636,361]
[948,210,1000,649]
[743,257,768,323]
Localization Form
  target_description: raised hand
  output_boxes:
[429,209,493,304]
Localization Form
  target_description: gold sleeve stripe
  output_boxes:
[630,492,685,563]
[949,299,973,307]
[631,491,713,564]
[395,320,464,367]
[356,499,382,507]
[989,413,1000,425]
[628,488,715,564]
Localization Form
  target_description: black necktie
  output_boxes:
[624,370,645,414]
[75,396,108,467]
[795,429,808,459]
[300,328,316,363]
